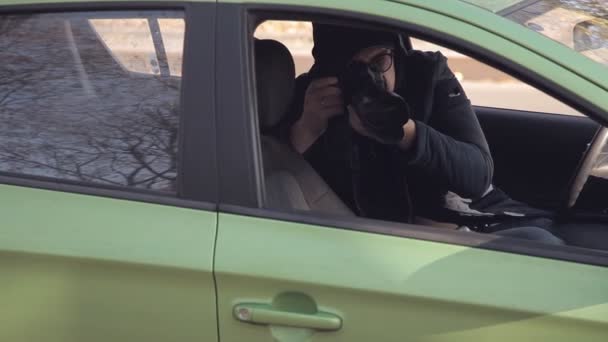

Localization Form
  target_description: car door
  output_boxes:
[0,3,218,341]
[214,0,608,341]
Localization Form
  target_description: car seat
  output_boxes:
[254,38,353,216]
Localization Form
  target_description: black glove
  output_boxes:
[339,61,410,143]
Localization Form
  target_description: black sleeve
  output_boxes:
[407,62,494,199]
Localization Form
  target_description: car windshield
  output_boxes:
[462,0,608,66]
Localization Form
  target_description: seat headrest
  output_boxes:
[254,39,295,130]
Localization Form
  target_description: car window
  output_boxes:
[91,17,184,76]
[0,11,184,193]
[249,14,608,257]
[255,20,581,116]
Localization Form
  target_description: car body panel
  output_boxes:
[0,184,218,342]
[215,213,608,341]
[0,186,215,267]
[461,0,527,13]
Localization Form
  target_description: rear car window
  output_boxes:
[0,11,184,193]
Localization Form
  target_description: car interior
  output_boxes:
[252,17,608,253]
[255,39,354,216]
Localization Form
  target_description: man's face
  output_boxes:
[351,46,396,92]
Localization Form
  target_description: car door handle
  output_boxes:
[233,303,342,331]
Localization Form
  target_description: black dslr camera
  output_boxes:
[338,61,410,143]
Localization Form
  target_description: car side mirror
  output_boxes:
[573,19,608,52]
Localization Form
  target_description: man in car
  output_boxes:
[274,23,563,244]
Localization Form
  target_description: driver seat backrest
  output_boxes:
[254,39,353,216]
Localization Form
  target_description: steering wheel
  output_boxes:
[568,126,608,208]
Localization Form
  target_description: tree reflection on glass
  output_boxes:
[0,12,183,192]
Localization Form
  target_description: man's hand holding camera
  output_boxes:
[290,77,343,153]
[290,62,417,153]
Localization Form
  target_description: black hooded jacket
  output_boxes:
[275,24,494,222]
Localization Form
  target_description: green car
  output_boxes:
[1,0,607,341]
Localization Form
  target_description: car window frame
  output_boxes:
[213,2,608,266]
[0,2,218,208]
